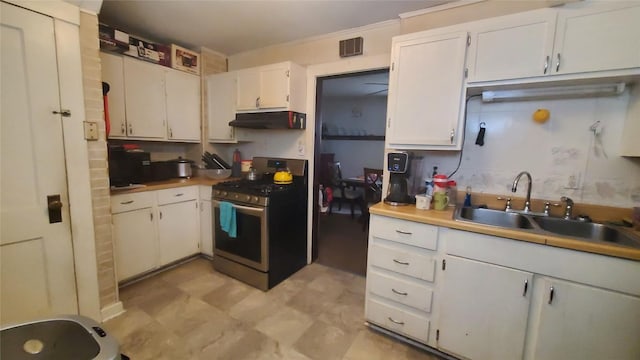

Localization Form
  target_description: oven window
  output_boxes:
[214,207,263,263]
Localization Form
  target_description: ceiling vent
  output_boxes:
[339,37,363,58]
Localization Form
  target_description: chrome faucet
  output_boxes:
[561,196,574,220]
[511,171,532,213]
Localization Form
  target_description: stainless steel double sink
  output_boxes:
[454,207,640,249]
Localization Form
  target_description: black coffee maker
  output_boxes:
[384,152,412,206]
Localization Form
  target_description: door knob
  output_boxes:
[47,195,63,223]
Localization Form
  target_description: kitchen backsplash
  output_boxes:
[413,91,640,208]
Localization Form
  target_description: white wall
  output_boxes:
[320,96,386,178]
[411,92,640,208]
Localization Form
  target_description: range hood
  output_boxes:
[229,111,306,129]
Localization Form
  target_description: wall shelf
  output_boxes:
[322,134,385,141]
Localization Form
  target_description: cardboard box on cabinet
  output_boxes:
[171,44,200,75]
[124,36,171,67]
[99,23,129,53]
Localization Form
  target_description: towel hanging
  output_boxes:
[219,201,237,238]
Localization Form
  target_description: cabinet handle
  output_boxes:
[393,259,409,266]
[150,212,153,221]
[120,200,134,205]
[391,288,408,296]
[256,97,260,108]
[450,129,455,144]
[388,317,405,326]
[395,230,412,235]
[174,193,184,197]
[548,286,555,304]
[169,128,173,138]
[523,279,528,297]
[555,53,561,72]
[159,211,163,220]
[543,55,549,74]
[128,123,133,135]
[121,123,125,135]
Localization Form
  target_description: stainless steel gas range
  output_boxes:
[211,157,307,290]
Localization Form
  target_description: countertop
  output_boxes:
[109,176,240,195]
[369,202,640,262]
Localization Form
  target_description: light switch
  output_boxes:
[83,121,98,141]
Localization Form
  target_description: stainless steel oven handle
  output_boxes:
[212,200,265,214]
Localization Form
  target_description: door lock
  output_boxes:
[47,195,63,223]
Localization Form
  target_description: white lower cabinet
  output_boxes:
[365,214,440,346]
[437,255,533,360]
[111,186,201,282]
[112,207,157,282]
[528,277,640,360]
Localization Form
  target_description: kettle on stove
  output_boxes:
[273,167,293,184]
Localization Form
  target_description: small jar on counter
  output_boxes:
[447,180,457,207]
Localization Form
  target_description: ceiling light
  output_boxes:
[481,83,626,102]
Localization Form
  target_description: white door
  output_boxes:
[437,255,533,360]
[157,200,200,265]
[236,68,260,111]
[100,52,127,139]
[1,3,78,325]
[259,65,289,109]
[112,209,158,281]
[530,277,640,360]
[165,69,201,142]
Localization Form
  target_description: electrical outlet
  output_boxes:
[83,121,98,141]
[564,173,581,189]
[297,140,305,156]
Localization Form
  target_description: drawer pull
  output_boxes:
[391,288,408,296]
[548,286,555,304]
[388,317,404,325]
[523,279,529,297]
[393,259,410,266]
[174,193,184,197]
[120,200,134,205]
[395,230,412,235]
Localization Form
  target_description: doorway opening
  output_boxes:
[311,68,388,276]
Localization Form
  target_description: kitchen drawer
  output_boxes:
[368,270,433,312]
[370,215,438,250]
[366,298,430,344]
[199,185,212,201]
[369,243,436,282]
[111,191,155,214]
[157,186,198,205]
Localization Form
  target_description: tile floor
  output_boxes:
[104,258,441,360]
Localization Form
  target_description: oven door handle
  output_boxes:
[212,200,265,214]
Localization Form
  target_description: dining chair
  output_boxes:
[328,161,363,218]
[362,167,384,230]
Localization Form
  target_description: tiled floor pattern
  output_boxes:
[104,258,441,360]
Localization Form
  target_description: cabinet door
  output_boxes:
[468,9,557,82]
[438,255,533,360]
[259,65,289,109]
[530,277,640,360]
[165,69,200,142]
[200,199,213,256]
[236,68,260,111]
[112,208,158,281]
[553,3,640,74]
[157,200,200,265]
[207,71,237,142]
[101,53,128,139]
[386,32,468,149]
[123,57,167,138]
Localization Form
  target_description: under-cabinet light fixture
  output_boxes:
[481,82,626,102]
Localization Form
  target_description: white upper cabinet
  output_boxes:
[102,54,201,142]
[467,9,557,82]
[552,3,640,75]
[235,61,306,113]
[207,71,237,143]
[165,69,201,142]
[123,57,167,139]
[100,52,127,138]
[386,31,468,150]
[467,3,640,83]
